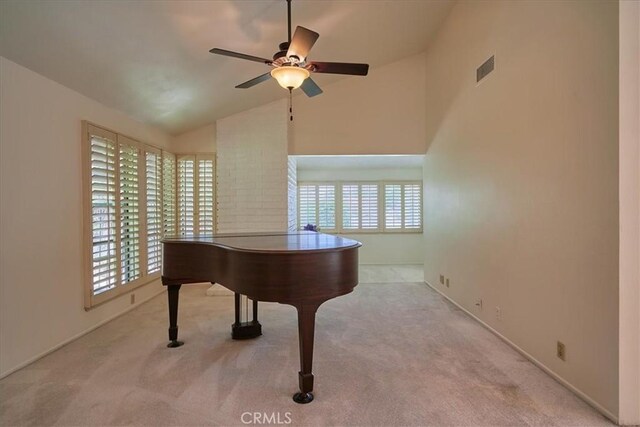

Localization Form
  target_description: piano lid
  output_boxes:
[162,231,362,254]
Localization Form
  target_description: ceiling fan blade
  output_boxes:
[235,72,272,89]
[309,61,369,76]
[286,26,319,61]
[210,48,272,65]
[300,78,323,97]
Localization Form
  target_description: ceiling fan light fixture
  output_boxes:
[271,66,310,90]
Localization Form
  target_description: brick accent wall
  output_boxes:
[287,156,297,231]
[216,100,289,233]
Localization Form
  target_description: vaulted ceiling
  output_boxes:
[0,0,454,135]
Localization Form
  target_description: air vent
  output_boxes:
[476,55,495,83]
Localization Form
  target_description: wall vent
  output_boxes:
[476,55,495,83]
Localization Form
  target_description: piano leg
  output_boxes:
[231,293,262,340]
[167,284,184,348]
[293,303,320,404]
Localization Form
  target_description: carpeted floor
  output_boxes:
[0,278,613,426]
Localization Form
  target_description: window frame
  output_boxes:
[297,180,422,234]
[82,121,174,309]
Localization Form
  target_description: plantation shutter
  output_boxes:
[342,184,360,230]
[298,184,336,231]
[178,155,195,235]
[298,185,317,227]
[384,184,403,230]
[84,122,182,308]
[360,184,379,230]
[404,184,422,229]
[317,184,336,230]
[162,152,176,236]
[118,136,141,284]
[198,156,215,234]
[87,126,118,295]
[145,147,162,274]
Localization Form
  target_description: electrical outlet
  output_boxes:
[130,293,135,305]
[445,278,450,288]
[475,299,483,310]
[557,341,566,361]
[439,274,444,285]
[495,306,501,320]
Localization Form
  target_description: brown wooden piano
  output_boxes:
[161,231,361,403]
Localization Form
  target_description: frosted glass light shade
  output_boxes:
[271,66,310,89]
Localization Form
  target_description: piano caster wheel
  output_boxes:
[292,392,314,404]
[167,340,184,348]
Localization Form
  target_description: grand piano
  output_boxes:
[161,231,361,403]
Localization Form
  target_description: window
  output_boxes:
[383,183,422,231]
[177,154,216,236]
[341,184,360,230]
[86,126,118,297]
[83,122,175,308]
[118,136,141,285]
[297,181,422,233]
[360,184,379,231]
[146,147,162,275]
[162,152,177,236]
[177,156,195,235]
[298,184,337,231]
[198,157,215,234]
[341,183,380,231]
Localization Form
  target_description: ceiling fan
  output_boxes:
[209,0,369,98]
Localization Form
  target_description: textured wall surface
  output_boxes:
[287,157,297,232]
[216,100,289,233]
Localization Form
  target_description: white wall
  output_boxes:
[422,0,618,418]
[618,0,640,423]
[216,100,290,233]
[290,52,427,155]
[298,164,424,265]
[171,122,216,153]
[0,57,172,377]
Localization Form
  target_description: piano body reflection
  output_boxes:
[161,232,361,403]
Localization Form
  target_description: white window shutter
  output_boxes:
[146,149,162,274]
[298,185,317,227]
[89,130,118,295]
[404,184,422,229]
[317,185,336,230]
[360,184,379,230]
[178,156,195,235]
[118,137,141,284]
[384,184,403,230]
[162,152,176,236]
[342,184,360,230]
[198,157,215,234]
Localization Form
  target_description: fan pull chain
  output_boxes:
[289,88,294,121]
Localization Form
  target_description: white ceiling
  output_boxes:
[295,155,424,170]
[0,0,454,135]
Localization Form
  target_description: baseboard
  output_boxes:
[359,262,424,266]
[0,287,166,380]
[424,281,619,425]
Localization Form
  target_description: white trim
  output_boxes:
[0,286,166,380]
[359,262,423,266]
[424,280,619,425]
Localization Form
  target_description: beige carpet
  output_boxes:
[0,281,613,426]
